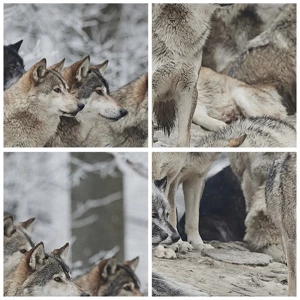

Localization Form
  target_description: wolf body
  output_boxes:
[4,40,25,90]
[5,242,89,296]
[266,153,296,296]
[75,257,142,296]
[4,59,84,147]
[4,216,35,278]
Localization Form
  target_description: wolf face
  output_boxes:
[4,215,35,277]
[63,56,128,121]
[152,177,180,246]
[4,40,25,90]
[17,242,89,296]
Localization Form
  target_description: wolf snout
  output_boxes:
[80,292,90,296]
[160,231,168,241]
[120,108,128,117]
[77,103,85,111]
[172,232,180,243]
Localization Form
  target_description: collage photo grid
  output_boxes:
[1,0,298,298]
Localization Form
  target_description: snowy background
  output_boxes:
[4,4,148,90]
[4,152,148,292]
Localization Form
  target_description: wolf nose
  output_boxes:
[80,292,90,296]
[77,103,85,111]
[171,232,180,243]
[120,108,128,117]
[160,231,168,241]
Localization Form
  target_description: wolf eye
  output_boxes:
[54,277,62,282]
[10,66,16,70]
[152,213,158,218]
[20,249,27,254]
[166,213,170,218]
[96,89,103,96]
[54,88,62,93]
[123,285,132,291]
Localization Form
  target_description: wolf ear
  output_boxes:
[19,217,35,232]
[75,56,90,82]
[125,256,139,271]
[228,134,247,147]
[4,215,16,237]
[154,176,167,192]
[28,242,46,271]
[52,243,69,262]
[99,257,117,280]
[31,58,47,84]
[11,40,23,52]
[49,59,65,73]
[91,60,109,73]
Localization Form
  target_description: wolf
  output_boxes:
[74,256,142,296]
[153,152,224,257]
[266,152,296,296]
[4,58,85,147]
[193,67,287,132]
[4,40,25,90]
[229,4,296,115]
[196,116,296,148]
[4,215,35,278]
[229,152,287,263]
[202,4,284,73]
[4,242,90,296]
[152,4,228,147]
[152,177,180,259]
[81,73,148,147]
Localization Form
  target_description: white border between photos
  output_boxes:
[1,0,299,299]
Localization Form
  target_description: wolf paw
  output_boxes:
[154,245,177,259]
[170,240,193,253]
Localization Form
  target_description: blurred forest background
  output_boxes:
[4,4,148,90]
[4,152,148,292]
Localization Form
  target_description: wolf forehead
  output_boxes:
[4,226,34,252]
[116,264,141,288]
[76,69,110,100]
[47,69,68,89]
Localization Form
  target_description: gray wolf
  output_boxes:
[152,4,225,147]
[4,40,25,90]
[152,177,180,259]
[229,4,296,115]
[153,153,221,257]
[4,58,85,147]
[4,215,35,278]
[202,4,284,73]
[178,166,246,243]
[229,152,286,263]
[193,67,287,132]
[4,242,90,296]
[266,152,296,296]
[196,116,296,147]
[82,73,148,147]
[75,256,142,296]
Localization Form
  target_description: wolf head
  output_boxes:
[92,256,142,296]
[20,58,85,117]
[152,177,180,246]
[62,56,128,121]
[4,40,25,90]
[4,215,35,276]
[17,242,89,296]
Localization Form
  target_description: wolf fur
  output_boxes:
[229,4,296,115]
[229,152,287,263]
[152,4,223,147]
[196,116,296,148]
[4,58,84,147]
[202,4,284,73]
[4,215,35,278]
[5,242,89,296]
[75,257,142,296]
[4,40,25,90]
[193,67,287,132]
[266,153,296,296]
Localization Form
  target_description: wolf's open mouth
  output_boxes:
[60,110,78,117]
[99,113,123,122]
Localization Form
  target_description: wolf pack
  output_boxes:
[4,214,143,296]
[4,41,148,147]
[152,152,296,296]
[153,3,296,147]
